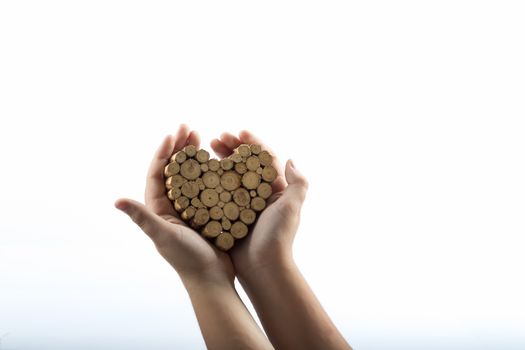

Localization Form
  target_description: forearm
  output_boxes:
[184,278,274,350]
[238,258,351,350]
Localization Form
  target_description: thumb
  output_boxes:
[281,159,309,207]
[115,198,166,242]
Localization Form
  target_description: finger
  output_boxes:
[210,138,232,158]
[280,159,309,207]
[186,130,201,149]
[219,132,242,150]
[145,125,189,215]
[238,130,287,192]
[115,198,168,242]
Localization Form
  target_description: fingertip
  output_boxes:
[114,198,129,211]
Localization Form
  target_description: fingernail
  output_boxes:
[289,159,295,169]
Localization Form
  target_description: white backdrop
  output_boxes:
[1,1,524,349]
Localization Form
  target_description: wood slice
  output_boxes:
[220,158,234,170]
[256,167,263,175]
[217,168,224,175]
[191,197,205,208]
[250,144,262,155]
[181,181,200,198]
[219,191,232,203]
[215,232,234,251]
[239,208,256,225]
[237,144,251,158]
[231,221,248,239]
[258,150,273,166]
[184,145,197,157]
[165,175,186,189]
[209,206,224,220]
[220,171,241,191]
[181,206,196,220]
[167,187,182,200]
[221,217,232,230]
[208,159,220,171]
[202,172,220,188]
[174,196,190,212]
[256,182,273,199]
[246,156,260,171]
[164,162,181,177]
[202,220,222,238]
[200,188,219,208]
[234,162,248,174]
[180,159,202,180]
[223,202,240,221]
[233,188,250,207]
[250,190,257,197]
[200,163,209,172]
[174,151,187,164]
[262,165,278,182]
[192,208,210,227]
[195,149,210,163]
[250,197,266,211]
[241,171,261,190]
[230,153,243,163]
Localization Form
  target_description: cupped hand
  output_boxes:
[115,125,234,287]
[210,130,309,277]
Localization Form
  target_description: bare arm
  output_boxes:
[211,130,352,350]
[116,125,273,350]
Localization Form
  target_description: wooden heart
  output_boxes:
[164,143,276,251]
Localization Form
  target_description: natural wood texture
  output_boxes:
[231,221,248,239]
[165,174,186,189]
[239,208,257,225]
[164,143,276,251]
[237,144,251,158]
[202,172,220,188]
[202,220,222,238]
[174,196,190,212]
[221,171,241,191]
[251,197,266,212]
[223,202,240,221]
[262,165,277,182]
[184,144,197,158]
[181,181,200,198]
[195,149,210,163]
[246,156,260,171]
[200,189,219,208]
[180,159,201,180]
[181,206,196,221]
[164,162,180,177]
[167,187,182,200]
[209,206,224,220]
[233,188,251,207]
[242,171,261,190]
[215,232,234,251]
[257,182,272,199]
[220,158,234,170]
[192,208,210,227]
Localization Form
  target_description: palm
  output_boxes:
[210,130,297,274]
[142,126,234,281]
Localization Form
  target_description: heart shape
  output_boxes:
[164,143,277,251]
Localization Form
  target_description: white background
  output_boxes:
[1,1,524,349]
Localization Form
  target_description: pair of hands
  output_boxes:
[115,125,309,289]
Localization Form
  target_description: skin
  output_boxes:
[115,124,273,350]
[115,124,352,349]
[211,131,352,350]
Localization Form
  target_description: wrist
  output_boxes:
[237,252,296,283]
[182,272,234,296]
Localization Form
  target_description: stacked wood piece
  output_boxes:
[164,143,277,251]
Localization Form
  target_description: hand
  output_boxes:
[210,130,309,277]
[115,125,235,288]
